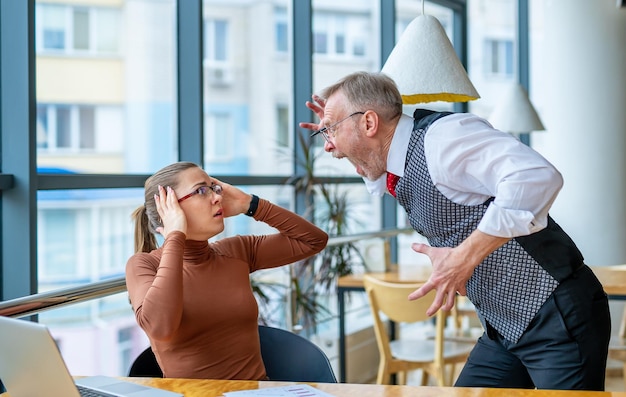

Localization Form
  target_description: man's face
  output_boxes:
[321,93,387,181]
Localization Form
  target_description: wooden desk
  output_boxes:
[3,378,623,397]
[336,266,431,383]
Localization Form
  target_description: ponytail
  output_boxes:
[131,205,158,253]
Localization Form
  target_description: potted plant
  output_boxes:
[252,134,366,335]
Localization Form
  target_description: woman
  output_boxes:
[126,162,328,380]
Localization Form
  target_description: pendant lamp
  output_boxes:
[381,12,479,104]
[489,83,545,135]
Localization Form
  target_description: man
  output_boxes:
[299,71,610,390]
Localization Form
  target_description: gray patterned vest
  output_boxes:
[395,109,584,342]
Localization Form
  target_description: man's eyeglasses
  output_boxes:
[177,184,223,203]
[310,111,365,143]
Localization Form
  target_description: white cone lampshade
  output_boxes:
[382,14,479,104]
[489,83,545,134]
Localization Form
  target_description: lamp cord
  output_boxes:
[421,0,425,15]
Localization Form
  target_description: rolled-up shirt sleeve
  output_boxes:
[425,113,563,238]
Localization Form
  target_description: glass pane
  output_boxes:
[203,0,293,177]
[36,0,177,174]
[36,185,142,376]
[97,9,120,53]
[466,0,517,119]
[37,188,141,288]
[311,0,379,178]
[79,106,95,149]
[73,8,90,51]
[41,297,148,377]
[39,4,66,50]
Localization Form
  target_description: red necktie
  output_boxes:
[386,172,400,198]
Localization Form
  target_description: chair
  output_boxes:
[127,326,337,383]
[258,324,337,383]
[591,265,626,387]
[362,274,474,386]
[128,346,163,377]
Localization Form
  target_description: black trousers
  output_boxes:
[454,265,611,390]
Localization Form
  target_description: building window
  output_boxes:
[38,209,80,280]
[275,7,288,53]
[40,4,66,50]
[484,39,514,78]
[313,12,368,59]
[37,104,96,151]
[37,104,123,153]
[36,4,121,55]
[277,105,289,148]
[205,112,234,161]
[204,19,229,62]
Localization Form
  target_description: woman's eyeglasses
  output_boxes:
[177,184,223,203]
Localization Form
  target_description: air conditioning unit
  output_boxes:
[206,66,232,87]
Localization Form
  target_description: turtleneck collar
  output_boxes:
[182,239,211,262]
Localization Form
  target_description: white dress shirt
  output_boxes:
[365,112,563,238]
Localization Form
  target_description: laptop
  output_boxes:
[0,316,182,397]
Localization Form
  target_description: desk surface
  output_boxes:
[2,378,623,397]
[590,265,626,296]
[337,265,432,288]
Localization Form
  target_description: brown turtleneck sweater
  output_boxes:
[125,198,328,380]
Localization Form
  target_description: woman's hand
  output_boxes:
[210,177,252,218]
[154,185,187,238]
[298,94,326,132]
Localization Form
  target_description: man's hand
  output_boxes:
[298,95,326,132]
[407,243,474,316]
[407,230,510,316]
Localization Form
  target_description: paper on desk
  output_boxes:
[222,384,336,397]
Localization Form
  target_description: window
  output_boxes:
[73,8,90,51]
[277,105,289,148]
[40,5,66,50]
[204,19,229,62]
[484,39,514,78]
[275,7,288,53]
[313,12,369,59]
[37,192,139,284]
[37,104,96,151]
[118,327,134,375]
[38,209,79,280]
[36,4,121,55]
[205,112,234,162]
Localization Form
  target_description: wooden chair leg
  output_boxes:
[376,363,388,385]
[397,371,407,385]
[446,363,455,386]
[420,369,429,386]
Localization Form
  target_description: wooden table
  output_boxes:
[590,265,626,298]
[3,378,623,397]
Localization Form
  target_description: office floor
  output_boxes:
[606,374,624,392]
[606,364,625,392]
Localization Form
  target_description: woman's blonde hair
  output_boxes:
[131,161,199,253]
